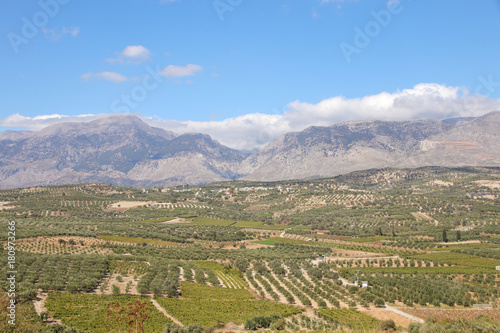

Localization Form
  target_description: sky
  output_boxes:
[1,0,500,151]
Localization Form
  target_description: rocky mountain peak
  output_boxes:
[0,111,499,188]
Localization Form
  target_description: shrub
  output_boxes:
[379,319,396,332]
[374,297,385,307]
[111,284,120,295]
[163,323,204,333]
[244,314,281,330]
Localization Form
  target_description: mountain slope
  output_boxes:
[0,112,499,188]
[126,133,245,185]
[401,111,500,168]
[0,116,244,188]
[239,112,500,181]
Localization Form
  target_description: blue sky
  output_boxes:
[1,0,500,150]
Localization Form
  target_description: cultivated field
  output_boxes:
[1,167,499,332]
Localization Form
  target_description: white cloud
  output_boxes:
[42,27,80,41]
[2,84,499,151]
[122,46,150,60]
[146,84,500,151]
[147,113,289,152]
[284,83,500,132]
[0,113,99,131]
[283,83,500,131]
[107,45,151,64]
[81,72,128,83]
[159,64,203,78]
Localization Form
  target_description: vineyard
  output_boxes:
[318,308,380,330]
[193,261,247,288]
[45,294,170,332]
[155,282,302,327]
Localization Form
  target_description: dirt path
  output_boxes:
[279,229,291,238]
[32,292,48,316]
[162,217,188,224]
[339,276,354,287]
[150,297,184,327]
[412,212,439,226]
[359,306,417,327]
[385,305,425,323]
[436,240,481,245]
[106,201,156,212]
[326,255,400,263]
[32,292,63,325]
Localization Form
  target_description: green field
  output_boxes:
[318,308,380,330]
[264,237,312,245]
[188,217,236,226]
[98,235,179,246]
[191,261,248,288]
[253,239,279,246]
[409,252,500,270]
[340,266,491,276]
[349,236,387,243]
[181,217,308,230]
[232,220,265,228]
[134,217,176,223]
[155,282,302,327]
[45,294,170,333]
[179,281,252,299]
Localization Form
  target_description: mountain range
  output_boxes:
[0,111,499,189]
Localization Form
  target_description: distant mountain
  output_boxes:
[239,111,500,181]
[0,112,499,189]
[0,115,244,188]
[126,132,245,186]
[400,111,500,169]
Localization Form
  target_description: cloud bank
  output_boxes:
[1,83,499,151]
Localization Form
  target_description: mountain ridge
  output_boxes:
[0,111,499,188]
